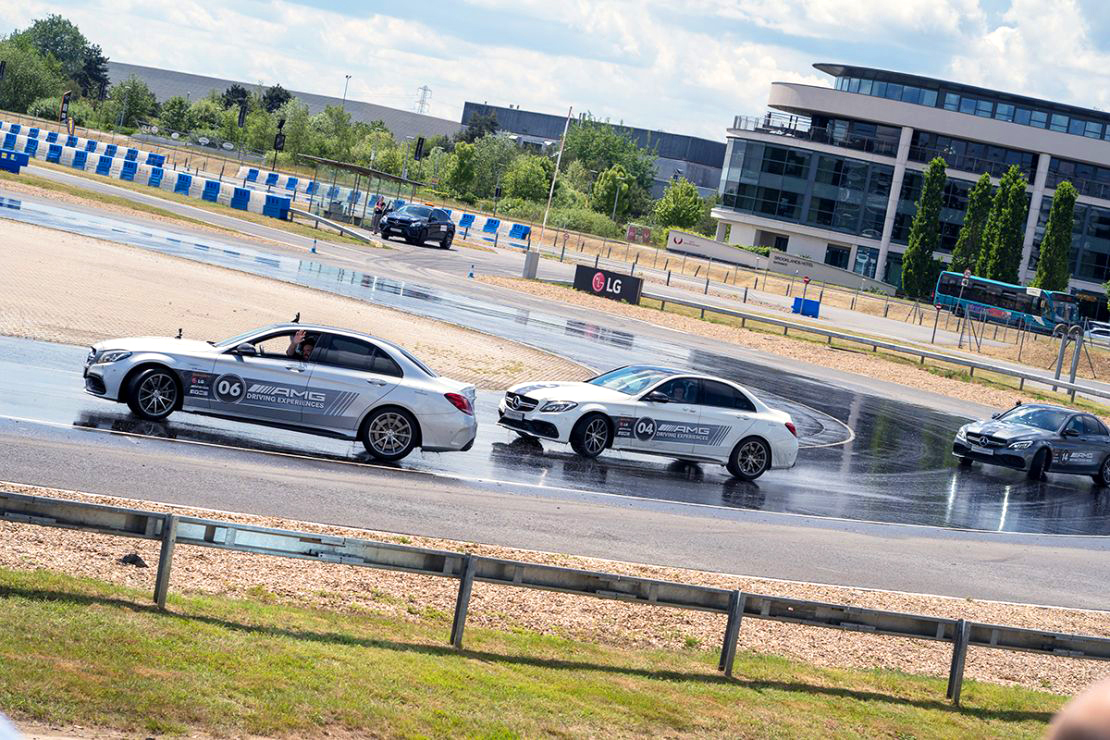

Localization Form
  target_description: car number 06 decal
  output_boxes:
[634,417,656,441]
[214,374,245,403]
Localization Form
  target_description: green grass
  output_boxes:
[0,567,1062,738]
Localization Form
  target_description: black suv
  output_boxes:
[380,205,455,248]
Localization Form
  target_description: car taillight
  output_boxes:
[785,421,797,437]
[445,393,473,415]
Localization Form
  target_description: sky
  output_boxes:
[4,0,1110,140]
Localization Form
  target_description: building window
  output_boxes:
[853,246,879,279]
[1069,118,1087,136]
[994,103,1015,122]
[1050,113,1069,132]
[859,78,873,95]
[922,89,938,107]
[975,99,993,117]
[848,77,861,93]
[943,93,960,111]
[959,97,976,115]
[1086,121,1104,139]
[1030,111,1048,128]
[825,244,851,270]
[884,83,903,100]
[1014,108,1032,125]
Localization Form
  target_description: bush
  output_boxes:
[547,207,622,238]
[496,197,543,222]
[738,244,770,257]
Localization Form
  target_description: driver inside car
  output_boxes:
[285,329,318,361]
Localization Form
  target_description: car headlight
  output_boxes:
[955,427,967,440]
[540,401,578,413]
[97,350,132,363]
[1008,440,1033,449]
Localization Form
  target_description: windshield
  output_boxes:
[214,327,269,348]
[998,406,1069,432]
[398,205,432,218]
[587,365,677,395]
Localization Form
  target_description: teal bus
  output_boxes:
[933,271,1079,332]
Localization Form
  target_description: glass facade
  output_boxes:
[719,140,893,240]
[834,74,1110,143]
[908,131,1037,180]
[890,172,978,252]
[1047,157,1110,201]
[1032,199,1110,283]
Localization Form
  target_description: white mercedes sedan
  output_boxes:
[82,322,477,461]
[497,365,798,480]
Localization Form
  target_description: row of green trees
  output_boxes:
[900,158,1078,298]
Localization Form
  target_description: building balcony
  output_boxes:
[730,113,899,158]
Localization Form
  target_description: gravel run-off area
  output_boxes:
[2,481,1107,697]
[0,220,589,390]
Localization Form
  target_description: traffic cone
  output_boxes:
[468,264,475,279]
[310,239,317,254]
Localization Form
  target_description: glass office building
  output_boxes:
[713,63,1110,303]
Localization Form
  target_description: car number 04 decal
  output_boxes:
[214,374,245,403]
[634,417,656,441]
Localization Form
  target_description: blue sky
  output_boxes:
[5,0,1110,140]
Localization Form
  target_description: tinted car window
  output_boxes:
[652,378,700,404]
[700,380,757,411]
[398,205,432,218]
[1064,416,1085,435]
[432,209,449,221]
[1082,415,1107,435]
[317,336,403,377]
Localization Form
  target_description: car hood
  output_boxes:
[962,420,1054,441]
[92,336,220,355]
[506,381,636,404]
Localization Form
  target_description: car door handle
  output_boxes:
[367,379,387,386]
[285,365,305,373]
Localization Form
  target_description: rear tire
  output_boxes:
[126,367,179,421]
[570,414,610,459]
[361,407,419,462]
[727,437,771,481]
[1092,456,1110,486]
[1027,448,1049,480]
[441,231,453,249]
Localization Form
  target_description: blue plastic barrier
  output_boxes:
[0,149,30,174]
[28,128,39,139]
[95,155,113,176]
[146,152,165,167]
[202,180,221,203]
[791,297,821,319]
[174,173,192,195]
[393,199,406,209]
[9,124,19,135]
[507,223,532,249]
[2,133,14,150]
[285,177,298,191]
[264,172,279,187]
[305,181,319,195]
[230,187,251,211]
[104,144,117,158]
[45,131,58,143]
[480,217,501,247]
[458,213,476,238]
[148,167,163,188]
[45,144,62,164]
[124,148,138,162]
[119,159,138,181]
[245,168,259,183]
[71,150,88,170]
[85,139,97,152]
[262,193,291,220]
[65,135,78,148]
[23,138,38,157]
[347,190,361,204]
[326,185,340,199]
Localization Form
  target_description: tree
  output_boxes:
[244,108,276,152]
[978,164,1029,283]
[1031,181,1078,291]
[592,164,631,221]
[562,117,656,217]
[455,110,498,143]
[470,135,519,197]
[503,155,550,201]
[0,38,67,113]
[444,140,477,197]
[158,95,194,132]
[262,84,292,113]
[275,99,311,158]
[107,75,156,127]
[11,14,88,79]
[653,177,703,229]
[76,44,109,98]
[950,172,992,274]
[27,94,93,125]
[189,97,224,130]
[221,83,249,110]
[900,157,947,298]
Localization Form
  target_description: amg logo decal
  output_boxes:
[245,383,327,409]
[615,417,732,446]
[1058,450,1095,465]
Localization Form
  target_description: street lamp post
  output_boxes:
[611,176,626,222]
[341,74,352,111]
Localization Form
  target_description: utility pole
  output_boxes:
[415,85,431,115]
[341,74,352,111]
[540,105,573,243]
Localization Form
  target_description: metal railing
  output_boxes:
[730,114,900,158]
[2,491,1109,707]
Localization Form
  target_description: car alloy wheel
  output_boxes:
[1094,456,1110,486]
[728,437,771,481]
[570,414,609,459]
[441,232,453,249]
[364,409,417,461]
[131,369,178,420]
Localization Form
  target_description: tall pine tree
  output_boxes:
[900,157,947,298]
[950,172,992,274]
[1031,181,1078,291]
[978,165,1029,283]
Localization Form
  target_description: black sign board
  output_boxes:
[59,91,71,123]
[237,103,247,128]
[273,132,286,152]
[413,136,425,161]
[573,264,643,305]
[0,61,6,83]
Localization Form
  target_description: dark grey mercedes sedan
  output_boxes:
[953,403,1110,484]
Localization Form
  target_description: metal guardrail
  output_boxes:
[630,289,1110,404]
[3,491,1109,706]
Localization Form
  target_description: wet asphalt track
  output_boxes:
[3,196,1110,536]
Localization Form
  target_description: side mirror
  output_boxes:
[233,343,257,356]
[1062,428,1080,438]
[990,412,1000,419]
[644,391,670,403]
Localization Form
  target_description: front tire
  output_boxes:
[1027,448,1049,480]
[1092,456,1110,486]
[727,437,771,481]
[362,408,419,462]
[406,227,427,246]
[956,455,972,468]
[570,413,610,459]
[126,367,179,421]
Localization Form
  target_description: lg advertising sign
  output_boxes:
[573,265,643,305]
